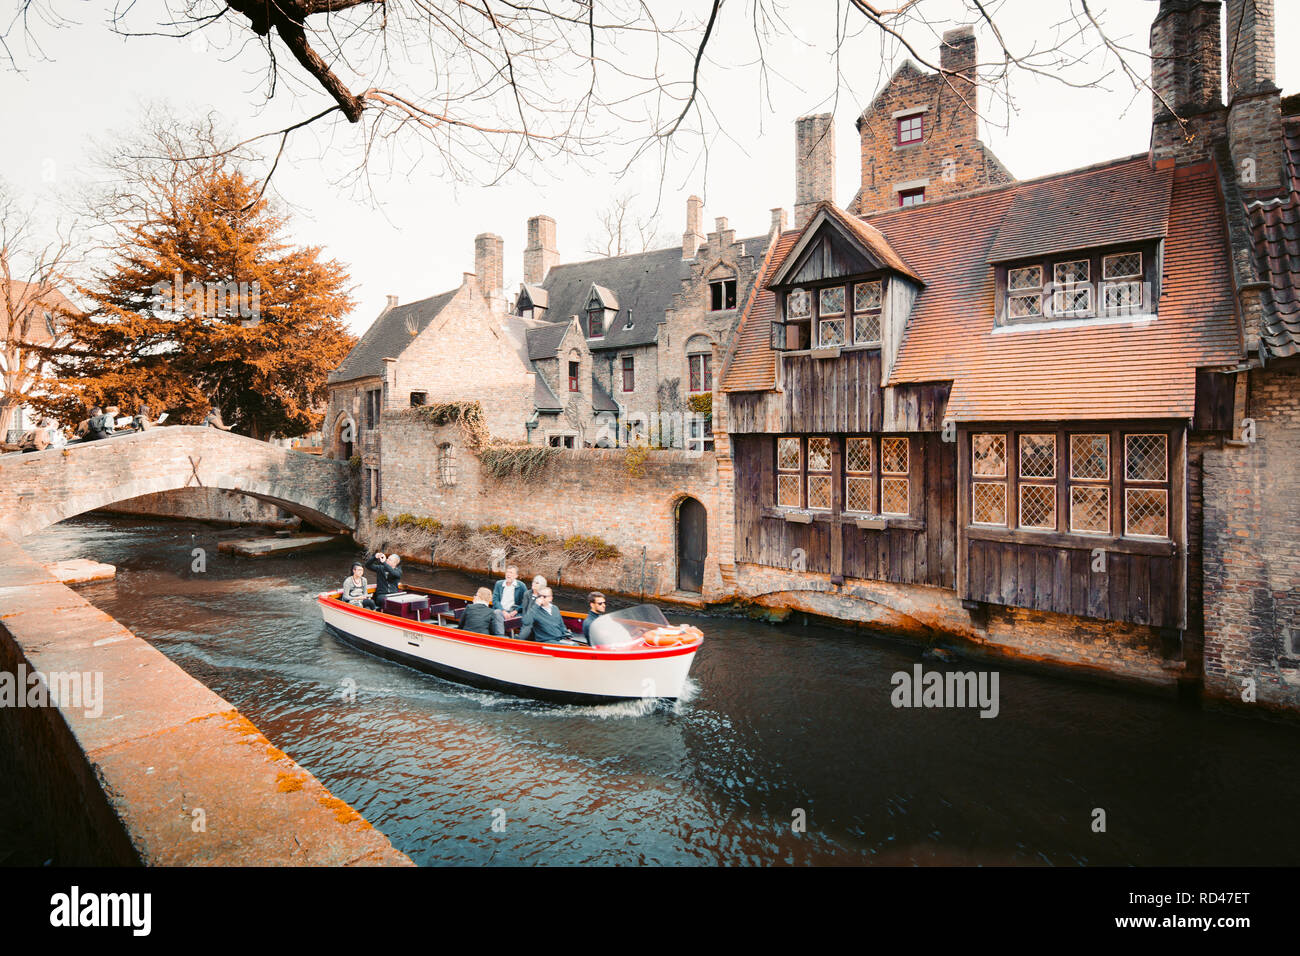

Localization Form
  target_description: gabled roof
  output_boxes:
[723,156,1242,420]
[987,155,1171,263]
[767,202,921,286]
[519,284,549,310]
[539,235,772,351]
[1,280,78,344]
[526,321,572,361]
[1247,116,1300,359]
[329,289,459,384]
[588,284,619,310]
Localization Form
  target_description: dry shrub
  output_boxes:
[364,512,619,572]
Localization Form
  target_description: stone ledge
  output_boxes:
[0,535,412,866]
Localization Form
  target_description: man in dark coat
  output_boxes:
[581,592,606,644]
[459,588,495,634]
[520,587,568,643]
[365,552,403,609]
[490,565,528,636]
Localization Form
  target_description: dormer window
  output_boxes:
[709,278,737,311]
[1000,245,1154,324]
[588,309,604,338]
[773,278,888,351]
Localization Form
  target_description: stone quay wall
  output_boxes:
[372,416,719,600]
[0,536,411,865]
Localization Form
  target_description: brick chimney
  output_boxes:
[474,233,505,313]
[384,295,398,311]
[794,113,835,228]
[523,215,558,285]
[938,25,978,141]
[1149,0,1225,164]
[771,207,788,234]
[682,195,704,259]
[1225,0,1284,197]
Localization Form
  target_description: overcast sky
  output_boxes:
[3,0,1296,334]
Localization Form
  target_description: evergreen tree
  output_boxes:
[38,168,355,439]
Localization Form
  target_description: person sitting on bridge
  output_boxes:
[74,407,101,440]
[581,591,606,644]
[459,588,495,634]
[365,551,403,610]
[85,407,116,442]
[204,407,234,431]
[341,563,377,610]
[520,587,568,643]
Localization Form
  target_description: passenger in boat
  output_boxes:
[581,592,606,644]
[460,588,495,634]
[520,587,567,643]
[341,563,377,610]
[490,565,528,636]
[365,552,403,609]
[520,574,547,618]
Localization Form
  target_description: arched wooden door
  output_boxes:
[677,497,707,593]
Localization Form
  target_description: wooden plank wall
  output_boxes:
[731,433,956,589]
[964,540,1180,628]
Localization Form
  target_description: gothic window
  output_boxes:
[568,360,579,392]
[686,336,713,393]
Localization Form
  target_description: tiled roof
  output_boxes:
[720,231,798,392]
[723,158,1242,420]
[889,162,1239,420]
[533,371,563,411]
[1247,117,1300,359]
[591,376,618,412]
[987,155,1171,263]
[0,280,78,344]
[526,321,571,361]
[537,235,771,352]
[329,289,458,384]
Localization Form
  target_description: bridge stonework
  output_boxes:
[0,427,357,537]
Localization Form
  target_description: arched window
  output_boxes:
[685,335,713,394]
[438,442,457,486]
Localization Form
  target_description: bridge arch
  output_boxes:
[0,426,357,538]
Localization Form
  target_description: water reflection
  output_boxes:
[20,515,1300,866]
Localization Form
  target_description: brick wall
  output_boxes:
[1202,365,1300,710]
[375,416,722,597]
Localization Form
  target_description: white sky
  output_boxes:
[2,0,1296,334]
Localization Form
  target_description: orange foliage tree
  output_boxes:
[37,165,355,440]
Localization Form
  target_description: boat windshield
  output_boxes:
[587,604,671,647]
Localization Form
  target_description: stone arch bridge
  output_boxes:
[0,426,357,538]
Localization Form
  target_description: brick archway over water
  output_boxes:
[0,426,357,537]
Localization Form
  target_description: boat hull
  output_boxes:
[318,595,699,704]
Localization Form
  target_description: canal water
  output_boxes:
[20,515,1300,866]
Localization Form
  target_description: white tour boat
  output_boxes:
[317,585,702,704]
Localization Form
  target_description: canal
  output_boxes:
[18,515,1300,866]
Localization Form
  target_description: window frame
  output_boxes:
[897,112,924,145]
[568,360,579,392]
[587,308,605,339]
[774,435,911,519]
[898,187,925,207]
[709,277,738,312]
[774,276,888,353]
[621,355,635,393]
[963,425,1176,544]
[687,351,712,393]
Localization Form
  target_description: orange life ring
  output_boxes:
[642,625,703,647]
